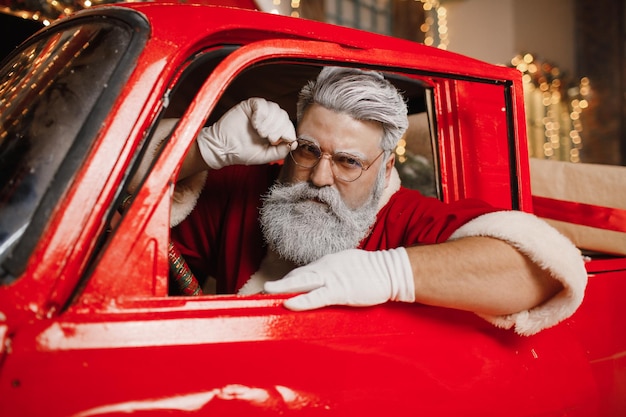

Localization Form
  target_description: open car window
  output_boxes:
[95,37,518,304]
[106,56,440,299]
[151,61,438,296]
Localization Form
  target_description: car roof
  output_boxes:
[84,2,491,72]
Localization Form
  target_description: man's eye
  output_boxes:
[298,142,320,156]
[335,154,363,170]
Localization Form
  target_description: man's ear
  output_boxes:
[384,152,395,188]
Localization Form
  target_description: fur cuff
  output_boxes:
[449,211,587,336]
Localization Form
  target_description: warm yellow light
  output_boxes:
[418,1,449,50]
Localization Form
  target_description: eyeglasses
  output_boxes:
[288,138,385,182]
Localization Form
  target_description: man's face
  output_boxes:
[259,104,394,265]
[281,103,392,208]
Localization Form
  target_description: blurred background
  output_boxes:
[1,0,624,167]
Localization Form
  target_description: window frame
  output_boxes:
[83,37,524,306]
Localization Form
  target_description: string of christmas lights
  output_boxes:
[512,53,589,163]
[1,0,121,23]
[418,0,448,50]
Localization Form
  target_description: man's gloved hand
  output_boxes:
[264,248,416,310]
[197,97,296,169]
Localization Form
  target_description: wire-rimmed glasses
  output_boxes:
[288,138,385,182]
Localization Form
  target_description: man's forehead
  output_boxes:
[297,104,384,152]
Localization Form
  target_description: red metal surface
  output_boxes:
[0,301,604,416]
[0,4,624,416]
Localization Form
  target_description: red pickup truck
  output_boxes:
[0,3,624,416]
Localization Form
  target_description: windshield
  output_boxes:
[0,20,133,280]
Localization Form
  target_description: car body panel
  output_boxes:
[0,298,603,416]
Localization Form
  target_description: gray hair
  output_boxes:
[296,66,409,152]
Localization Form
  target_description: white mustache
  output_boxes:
[266,182,352,218]
[268,182,336,203]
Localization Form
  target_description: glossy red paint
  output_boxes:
[0,4,624,416]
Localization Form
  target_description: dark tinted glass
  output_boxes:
[0,21,132,277]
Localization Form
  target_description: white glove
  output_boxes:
[196,97,296,169]
[264,248,416,310]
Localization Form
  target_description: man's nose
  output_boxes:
[310,154,335,187]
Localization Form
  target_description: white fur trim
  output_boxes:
[449,211,587,336]
[378,167,401,210]
[238,249,296,295]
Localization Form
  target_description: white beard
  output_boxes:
[259,167,386,266]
